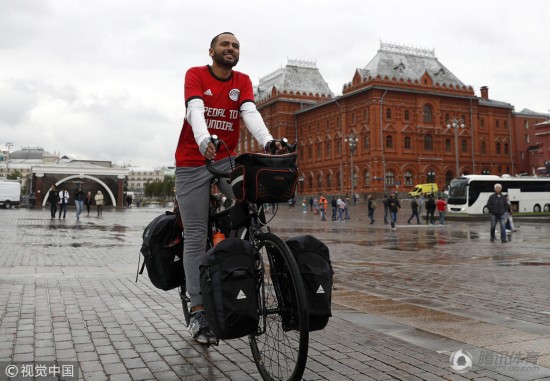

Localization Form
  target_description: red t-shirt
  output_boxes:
[175,65,255,167]
[436,199,447,212]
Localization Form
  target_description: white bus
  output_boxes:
[447,175,550,214]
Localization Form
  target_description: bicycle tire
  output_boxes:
[249,232,309,381]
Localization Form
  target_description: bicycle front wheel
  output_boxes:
[249,232,309,381]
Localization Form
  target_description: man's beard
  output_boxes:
[212,50,239,69]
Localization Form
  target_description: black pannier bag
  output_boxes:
[200,238,259,340]
[230,152,298,204]
[137,211,184,291]
[286,235,333,331]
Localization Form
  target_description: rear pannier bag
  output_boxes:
[286,235,333,331]
[137,211,184,291]
[230,152,298,204]
[200,238,259,340]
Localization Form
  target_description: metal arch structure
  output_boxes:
[40,174,118,207]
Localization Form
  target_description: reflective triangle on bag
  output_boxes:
[237,290,247,299]
[316,285,325,294]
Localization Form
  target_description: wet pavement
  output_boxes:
[1,204,550,380]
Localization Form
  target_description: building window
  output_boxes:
[326,142,331,159]
[327,174,332,188]
[481,142,486,154]
[496,143,501,154]
[364,108,368,121]
[496,120,500,129]
[524,120,529,129]
[308,146,312,159]
[385,170,395,186]
[404,136,411,149]
[424,134,433,151]
[525,135,530,144]
[427,170,435,183]
[423,104,433,123]
[386,135,393,149]
[404,171,413,186]
[461,139,467,153]
[363,135,369,150]
[317,143,322,159]
[504,143,509,155]
[337,139,342,155]
[445,113,449,122]
[481,119,485,128]
[482,168,491,175]
[445,139,451,152]
[404,110,410,121]
[364,171,370,187]
[386,108,392,119]
[317,174,322,189]
[504,121,508,129]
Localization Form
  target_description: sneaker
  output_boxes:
[188,311,218,345]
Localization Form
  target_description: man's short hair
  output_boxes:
[210,32,235,48]
[494,183,502,190]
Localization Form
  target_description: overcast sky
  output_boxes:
[2,0,549,167]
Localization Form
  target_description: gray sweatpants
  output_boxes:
[175,158,234,308]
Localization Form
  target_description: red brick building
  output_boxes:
[240,43,549,198]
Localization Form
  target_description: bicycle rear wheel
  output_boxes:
[249,232,309,381]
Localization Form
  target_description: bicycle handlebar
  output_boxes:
[205,135,296,178]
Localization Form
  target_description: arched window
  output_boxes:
[336,139,342,155]
[385,170,395,186]
[386,135,393,149]
[496,143,501,154]
[461,139,467,153]
[426,170,435,183]
[326,142,331,158]
[364,171,370,187]
[317,174,322,189]
[363,135,369,150]
[481,142,486,154]
[327,174,332,188]
[445,139,451,152]
[445,171,454,185]
[504,143,509,154]
[404,171,413,186]
[404,136,411,149]
[424,134,433,151]
[423,104,433,123]
[317,143,322,159]
[308,146,312,159]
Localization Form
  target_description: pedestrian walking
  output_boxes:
[367,195,376,224]
[388,194,401,230]
[74,184,85,220]
[486,183,507,243]
[85,191,93,216]
[331,197,337,221]
[407,196,420,224]
[319,194,328,221]
[383,194,389,224]
[95,190,104,217]
[47,185,58,219]
[436,196,447,225]
[302,197,307,213]
[336,197,346,222]
[425,194,436,225]
[309,197,314,212]
[58,187,69,219]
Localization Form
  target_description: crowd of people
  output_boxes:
[297,186,518,241]
[46,184,104,219]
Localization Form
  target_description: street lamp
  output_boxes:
[446,119,465,177]
[344,134,359,201]
[5,142,13,176]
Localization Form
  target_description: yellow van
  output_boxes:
[408,183,438,197]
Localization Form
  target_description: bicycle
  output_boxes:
[178,137,310,381]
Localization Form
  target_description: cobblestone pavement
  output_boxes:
[1,205,550,381]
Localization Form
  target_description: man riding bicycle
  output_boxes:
[174,32,282,345]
